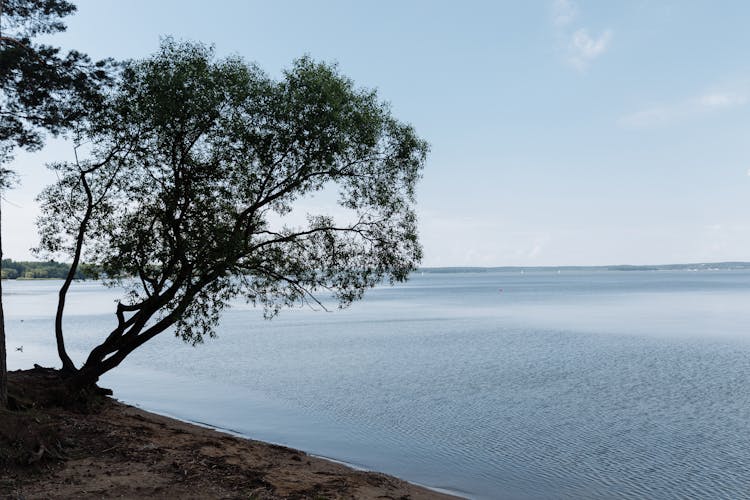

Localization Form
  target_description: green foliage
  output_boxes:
[0,0,115,170]
[38,40,427,382]
[0,258,90,279]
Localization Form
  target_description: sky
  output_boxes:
[5,0,750,266]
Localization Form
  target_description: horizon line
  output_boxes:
[419,260,750,270]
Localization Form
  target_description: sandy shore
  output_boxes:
[2,388,462,499]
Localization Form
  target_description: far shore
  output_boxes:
[2,368,462,499]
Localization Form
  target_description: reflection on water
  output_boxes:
[6,270,750,499]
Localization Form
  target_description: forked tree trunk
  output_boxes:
[66,268,207,392]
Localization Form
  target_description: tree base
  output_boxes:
[8,365,111,412]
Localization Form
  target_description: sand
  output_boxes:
[1,373,461,499]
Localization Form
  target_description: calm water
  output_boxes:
[6,270,750,499]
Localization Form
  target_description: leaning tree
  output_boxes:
[37,41,428,391]
[0,0,113,407]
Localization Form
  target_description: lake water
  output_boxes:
[6,270,750,499]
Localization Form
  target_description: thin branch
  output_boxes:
[254,266,330,312]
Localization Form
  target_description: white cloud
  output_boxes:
[696,92,747,110]
[528,236,548,259]
[619,106,671,127]
[551,1,613,71]
[417,210,554,266]
[568,29,613,70]
[552,0,577,27]
[621,88,748,127]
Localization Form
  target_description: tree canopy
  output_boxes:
[0,0,113,171]
[37,40,428,388]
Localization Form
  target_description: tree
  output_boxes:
[0,0,113,407]
[37,40,428,391]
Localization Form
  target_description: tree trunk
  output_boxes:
[69,279,199,391]
[56,169,98,374]
[55,279,77,372]
[66,365,100,392]
[0,199,7,409]
[55,228,85,373]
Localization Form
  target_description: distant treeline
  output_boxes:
[419,262,750,274]
[1,259,97,280]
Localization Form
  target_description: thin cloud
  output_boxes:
[551,1,613,71]
[568,29,613,70]
[552,0,577,27]
[696,92,747,110]
[621,89,748,127]
[620,106,672,127]
[528,236,549,259]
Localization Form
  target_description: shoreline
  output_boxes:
[134,402,468,499]
[3,386,463,499]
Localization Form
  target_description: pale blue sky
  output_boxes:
[6,0,750,266]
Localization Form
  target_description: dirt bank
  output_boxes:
[1,368,460,499]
